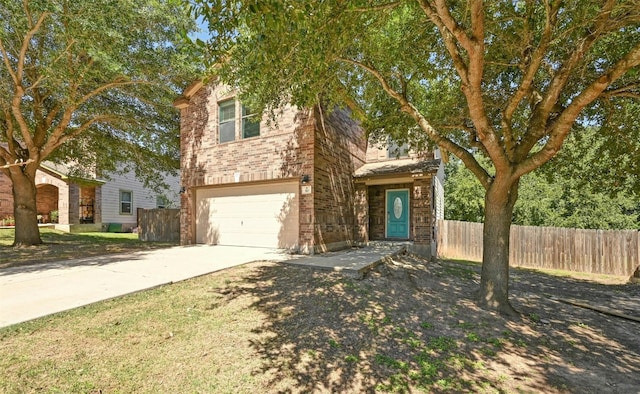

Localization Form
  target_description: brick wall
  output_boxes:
[179,83,315,246]
[1,168,71,224]
[178,83,367,252]
[36,184,57,221]
[412,177,433,244]
[366,179,434,244]
[0,172,12,219]
[368,183,414,240]
[354,183,369,243]
[312,106,366,252]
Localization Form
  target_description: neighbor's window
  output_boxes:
[156,195,170,209]
[219,99,236,143]
[241,105,260,138]
[120,190,132,215]
[388,138,409,158]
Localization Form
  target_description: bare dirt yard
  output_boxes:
[1,252,638,393]
[233,253,640,393]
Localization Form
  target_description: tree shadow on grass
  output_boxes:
[214,254,640,393]
[0,229,177,273]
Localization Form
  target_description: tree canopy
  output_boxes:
[1,0,200,245]
[192,0,640,315]
[0,0,199,182]
[444,129,640,230]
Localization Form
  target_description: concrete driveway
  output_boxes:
[0,245,289,328]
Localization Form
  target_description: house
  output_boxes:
[174,81,444,256]
[0,162,180,233]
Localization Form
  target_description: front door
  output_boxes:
[386,189,409,239]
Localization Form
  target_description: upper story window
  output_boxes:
[388,138,409,158]
[219,99,236,143]
[242,105,260,138]
[218,99,260,143]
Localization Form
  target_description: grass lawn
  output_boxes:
[0,254,637,393]
[0,228,177,269]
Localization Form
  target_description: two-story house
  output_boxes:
[174,81,443,256]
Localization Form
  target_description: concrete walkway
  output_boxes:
[287,242,408,276]
[0,242,406,328]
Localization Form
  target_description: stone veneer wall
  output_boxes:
[178,83,316,248]
[312,107,366,252]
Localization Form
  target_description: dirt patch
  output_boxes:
[222,253,640,393]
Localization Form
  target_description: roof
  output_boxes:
[354,158,441,179]
[40,161,105,185]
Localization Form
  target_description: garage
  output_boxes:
[195,182,299,249]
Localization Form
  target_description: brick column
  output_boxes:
[354,183,369,244]
[412,178,432,245]
[67,184,80,225]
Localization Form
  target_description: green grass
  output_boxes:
[1,248,633,393]
[0,228,177,269]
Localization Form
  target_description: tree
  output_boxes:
[192,0,640,315]
[0,0,199,246]
[444,147,640,229]
[444,157,487,223]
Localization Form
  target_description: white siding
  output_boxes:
[101,167,180,225]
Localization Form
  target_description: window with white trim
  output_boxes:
[156,195,170,209]
[218,99,260,143]
[119,190,132,215]
[219,99,236,143]
[120,190,133,215]
[242,105,260,138]
[388,138,409,158]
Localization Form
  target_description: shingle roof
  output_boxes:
[354,158,441,178]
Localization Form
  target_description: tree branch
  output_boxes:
[516,0,617,159]
[502,0,560,158]
[42,115,119,158]
[417,0,469,84]
[347,1,401,12]
[337,56,492,188]
[602,83,640,99]
[514,42,640,179]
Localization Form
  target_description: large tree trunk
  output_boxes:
[478,178,518,316]
[10,166,42,246]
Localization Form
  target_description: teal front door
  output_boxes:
[386,190,409,239]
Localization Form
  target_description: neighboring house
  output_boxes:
[0,162,179,233]
[174,81,444,256]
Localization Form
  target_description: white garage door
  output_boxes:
[195,182,299,249]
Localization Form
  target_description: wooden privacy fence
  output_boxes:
[437,220,640,278]
[138,208,180,242]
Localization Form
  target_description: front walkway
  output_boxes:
[0,242,407,328]
[286,241,408,276]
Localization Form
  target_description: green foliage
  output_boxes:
[445,128,640,230]
[444,157,487,223]
[192,0,640,310]
[0,0,201,189]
